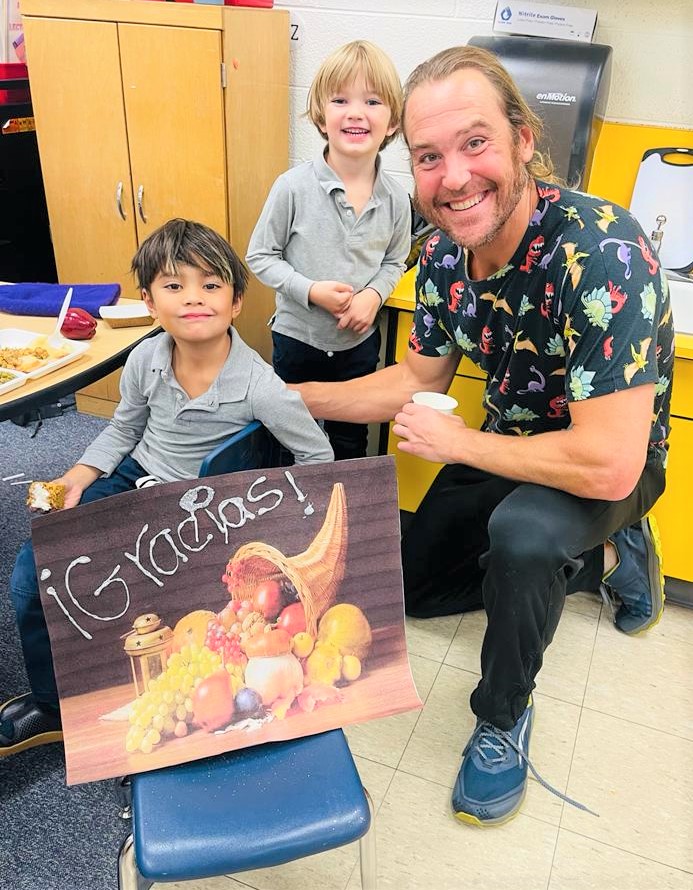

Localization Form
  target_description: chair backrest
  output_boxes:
[199,421,283,478]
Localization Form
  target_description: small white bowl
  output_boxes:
[99,303,154,329]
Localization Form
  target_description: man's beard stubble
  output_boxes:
[413,154,531,252]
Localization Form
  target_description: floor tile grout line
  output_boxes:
[556,825,693,876]
[392,658,445,772]
[557,598,602,834]
[579,701,693,742]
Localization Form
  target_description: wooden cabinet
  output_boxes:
[22,0,288,416]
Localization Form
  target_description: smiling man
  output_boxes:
[297,46,674,826]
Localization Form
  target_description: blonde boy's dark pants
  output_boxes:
[272,329,380,460]
[402,454,666,731]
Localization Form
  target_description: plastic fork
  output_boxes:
[47,287,73,348]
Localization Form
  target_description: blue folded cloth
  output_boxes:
[0,283,121,317]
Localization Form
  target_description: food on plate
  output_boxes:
[0,370,17,384]
[317,604,372,660]
[0,338,71,372]
[61,307,97,340]
[26,481,66,512]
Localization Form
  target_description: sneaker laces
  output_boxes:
[473,722,600,817]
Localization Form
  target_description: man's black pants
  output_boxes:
[401,455,666,730]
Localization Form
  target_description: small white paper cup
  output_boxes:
[412,391,458,414]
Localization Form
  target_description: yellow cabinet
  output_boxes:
[388,308,488,513]
[22,0,288,416]
[651,358,693,583]
[386,298,693,584]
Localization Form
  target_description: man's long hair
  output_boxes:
[403,45,560,184]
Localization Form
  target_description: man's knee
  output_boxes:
[487,496,566,568]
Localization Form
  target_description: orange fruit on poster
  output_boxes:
[172,609,216,651]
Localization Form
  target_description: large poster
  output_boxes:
[31,456,421,784]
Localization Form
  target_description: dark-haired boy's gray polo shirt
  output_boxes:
[246,153,411,352]
[78,329,333,481]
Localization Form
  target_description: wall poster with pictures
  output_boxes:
[31,455,422,784]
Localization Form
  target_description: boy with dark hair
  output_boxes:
[1,218,333,757]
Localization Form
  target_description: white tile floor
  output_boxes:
[152,594,693,890]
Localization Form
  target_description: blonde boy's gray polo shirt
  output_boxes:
[246,153,411,352]
[78,329,333,482]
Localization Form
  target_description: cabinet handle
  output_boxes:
[137,185,148,223]
[115,181,127,220]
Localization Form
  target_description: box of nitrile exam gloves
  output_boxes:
[493,2,597,43]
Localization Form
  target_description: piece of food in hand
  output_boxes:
[61,307,97,340]
[27,481,65,512]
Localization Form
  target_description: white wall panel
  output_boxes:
[278,0,691,174]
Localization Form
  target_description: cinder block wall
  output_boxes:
[277,0,693,192]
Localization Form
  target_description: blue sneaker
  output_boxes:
[603,515,665,635]
[452,700,534,826]
[452,699,598,826]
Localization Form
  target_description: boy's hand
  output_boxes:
[309,280,354,316]
[336,288,381,334]
[54,464,101,509]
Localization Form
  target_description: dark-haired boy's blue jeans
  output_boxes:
[272,329,381,461]
[9,455,148,710]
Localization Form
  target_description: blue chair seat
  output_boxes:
[130,730,371,882]
[118,423,376,889]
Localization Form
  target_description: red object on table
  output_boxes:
[0,63,30,104]
[224,0,273,6]
[61,307,97,340]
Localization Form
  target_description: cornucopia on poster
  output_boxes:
[32,457,420,783]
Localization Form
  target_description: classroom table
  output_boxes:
[0,301,158,422]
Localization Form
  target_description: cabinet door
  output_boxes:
[118,24,227,240]
[22,17,139,296]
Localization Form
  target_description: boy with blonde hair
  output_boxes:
[247,40,411,460]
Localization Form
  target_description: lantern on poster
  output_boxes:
[122,613,174,697]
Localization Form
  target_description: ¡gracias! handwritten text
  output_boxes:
[39,471,310,641]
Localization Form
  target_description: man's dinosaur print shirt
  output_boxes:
[411,182,674,459]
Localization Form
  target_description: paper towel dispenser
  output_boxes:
[468,35,612,188]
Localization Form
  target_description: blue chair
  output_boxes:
[117,422,376,889]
